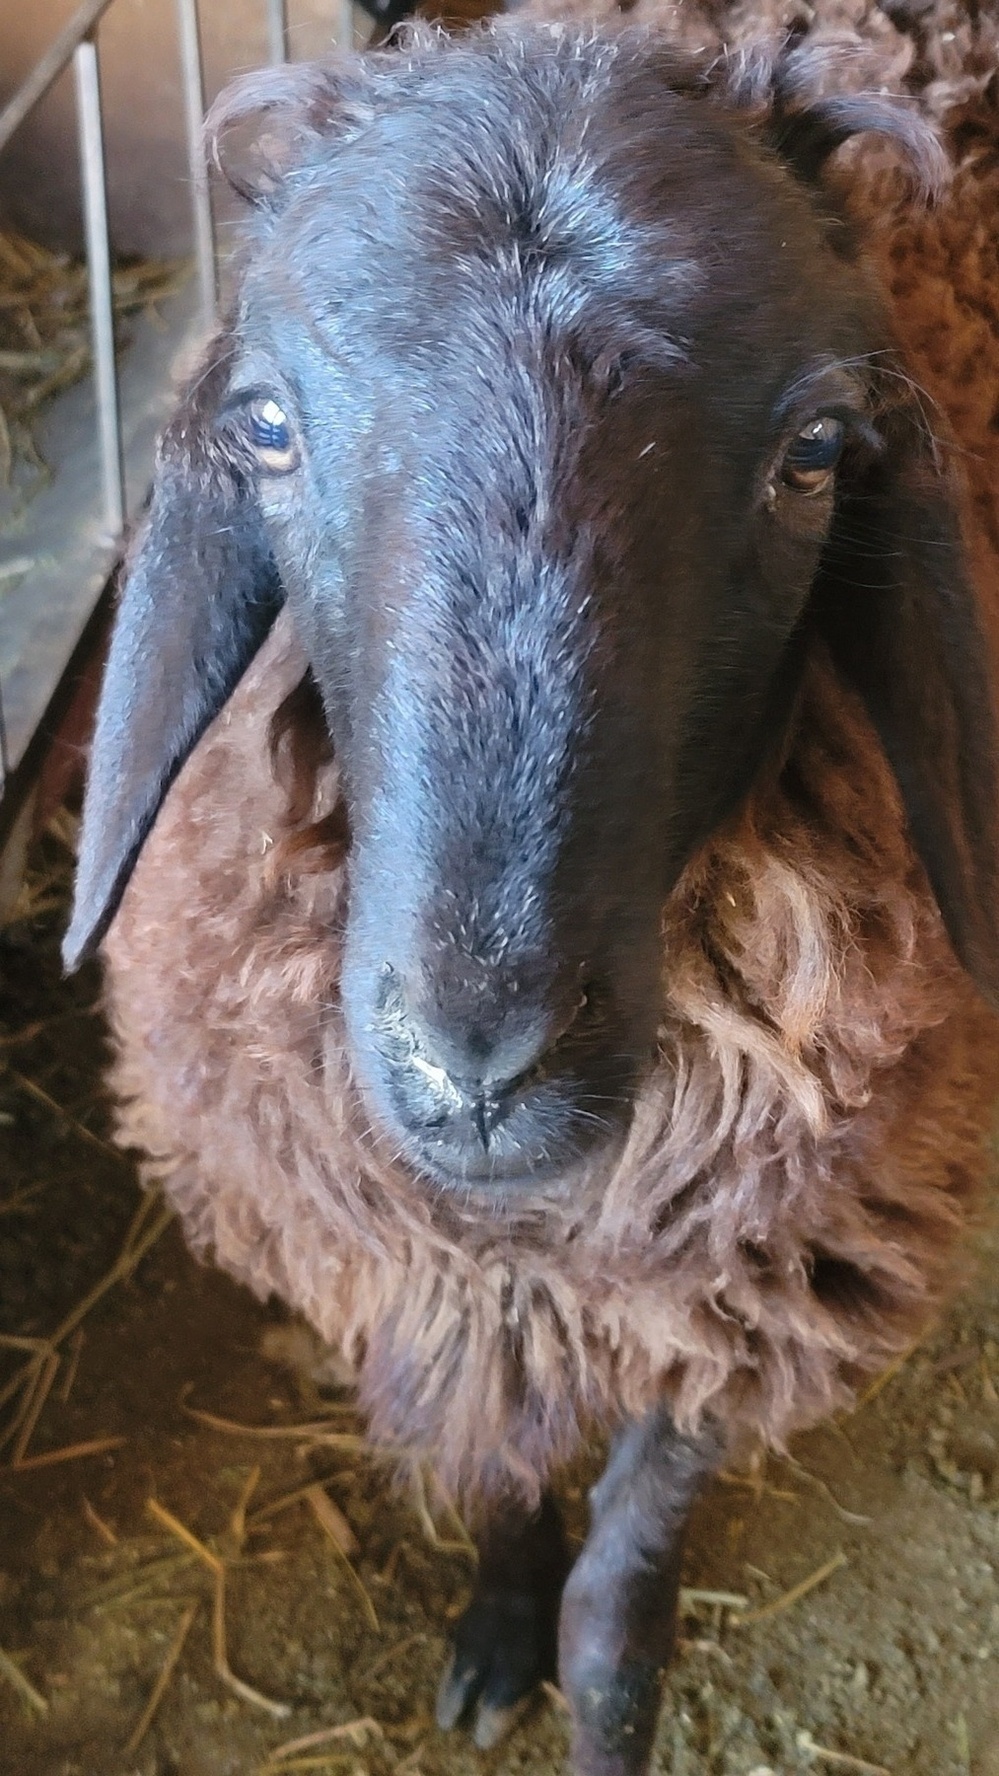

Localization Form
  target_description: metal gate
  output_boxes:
[0,0,362,814]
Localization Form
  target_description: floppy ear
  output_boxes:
[64,48,417,970]
[63,341,282,970]
[737,46,999,1002]
[813,396,999,1007]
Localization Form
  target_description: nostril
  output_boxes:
[369,964,604,1137]
[371,964,421,1070]
[372,967,468,1116]
[562,981,597,1043]
[503,981,597,1092]
[470,1093,503,1154]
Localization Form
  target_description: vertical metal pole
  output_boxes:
[266,0,287,63]
[73,36,125,536]
[336,0,354,50]
[175,0,216,332]
[0,676,9,785]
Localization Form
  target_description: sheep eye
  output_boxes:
[779,416,845,496]
[247,397,298,474]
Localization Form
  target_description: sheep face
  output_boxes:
[65,26,999,1191]
[220,52,882,1188]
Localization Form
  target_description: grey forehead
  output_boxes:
[242,52,819,286]
[235,41,869,406]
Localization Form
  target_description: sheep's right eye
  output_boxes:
[247,397,299,475]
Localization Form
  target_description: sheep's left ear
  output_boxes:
[814,401,999,1006]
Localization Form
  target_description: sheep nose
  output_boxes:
[371,965,586,1150]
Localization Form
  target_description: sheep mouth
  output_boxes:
[400,1121,631,1196]
[360,1062,640,1196]
[343,961,657,1195]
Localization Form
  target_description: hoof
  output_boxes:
[435,1584,559,1748]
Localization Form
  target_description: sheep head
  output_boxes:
[65,22,999,1191]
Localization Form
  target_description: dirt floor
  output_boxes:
[2,829,999,1776]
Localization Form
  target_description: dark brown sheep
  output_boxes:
[65,9,999,1770]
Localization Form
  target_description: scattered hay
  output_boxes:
[303,1482,358,1557]
[247,1479,354,1529]
[146,1498,225,1574]
[81,1552,198,1613]
[82,1495,118,1548]
[4,1068,127,1162]
[0,1642,48,1716]
[8,1343,58,1464]
[0,1019,53,1048]
[257,1712,387,1768]
[717,1466,799,1506]
[796,1732,891,1774]
[265,1718,386,1766]
[679,1588,749,1612]
[0,1181,44,1216]
[410,1466,476,1560]
[359,1634,426,1686]
[146,1495,291,1719]
[7,1435,125,1472]
[0,228,187,507]
[183,1397,363,1447]
[181,1389,479,1608]
[212,1564,291,1718]
[229,1463,263,1549]
[258,1761,367,1774]
[122,1599,199,1756]
[0,1186,172,1464]
[303,1483,380,1633]
[0,815,79,931]
[57,1327,84,1403]
[732,1550,848,1629]
[773,1453,872,1528]
[854,1341,922,1410]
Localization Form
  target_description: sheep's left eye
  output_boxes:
[247,397,298,474]
[779,417,845,496]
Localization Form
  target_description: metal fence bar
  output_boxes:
[175,0,216,332]
[73,36,125,537]
[337,0,354,49]
[0,0,118,155]
[266,0,288,64]
[0,674,9,783]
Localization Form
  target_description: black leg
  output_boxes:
[558,1408,720,1776]
[436,1490,570,1749]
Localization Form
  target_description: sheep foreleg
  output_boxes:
[558,1408,720,1776]
[436,1489,571,1748]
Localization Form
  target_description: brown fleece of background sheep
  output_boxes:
[103,1,999,1508]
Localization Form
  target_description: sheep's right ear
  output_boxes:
[63,344,282,970]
